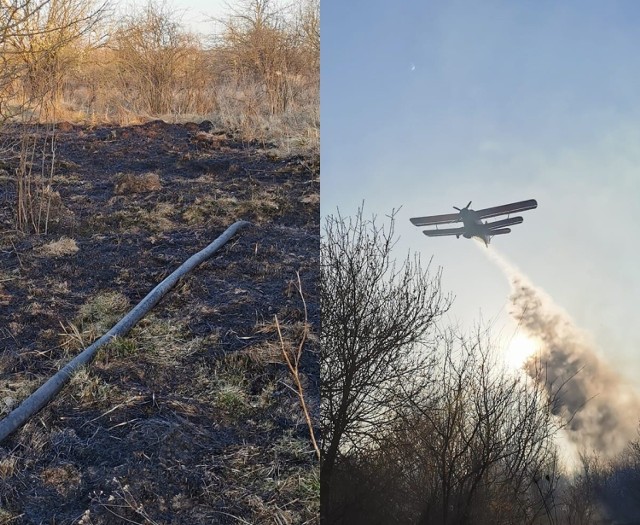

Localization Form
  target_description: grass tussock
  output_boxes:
[60,291,130,352]
[114,172,162,194]
[37,236,79,257]
[67,367,122,406]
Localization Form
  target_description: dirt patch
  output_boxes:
[0,120,319,524]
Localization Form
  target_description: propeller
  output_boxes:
[453,201,472,212]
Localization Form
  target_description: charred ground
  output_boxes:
[0,120,319,524]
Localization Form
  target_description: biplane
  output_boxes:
[410,199,538,246]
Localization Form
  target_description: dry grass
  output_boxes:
[0,116,319,523]
[67,367,122,406]
[59,291,130,352]
[37,236,79,257]
[114,172,162,194]
[182,190,288,227]
[0,378,41,418]
[98,201,178,234]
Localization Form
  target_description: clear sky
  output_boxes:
[322,1,640,379]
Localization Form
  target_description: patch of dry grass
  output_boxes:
[97,201,177,234]
[40,463,82,496]
[101,315,202,366]
[67,367,122,406]
[207,434,320,524]
[114,172,162,194]
[37,237,79,257]
[182,189,288,227]
[300,193,319,205]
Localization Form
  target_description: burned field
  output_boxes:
[0,120,319,524]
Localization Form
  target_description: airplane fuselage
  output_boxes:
[457,209,491,244]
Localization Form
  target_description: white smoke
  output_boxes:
[484,248,640,457]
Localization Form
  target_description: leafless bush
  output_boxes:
[206,0,319,150]
[320,206,452,504]
[392,333,560,525]
[216,0,315,115]
[1,0,106,233]
[14,125,57,233]
[323,329,564,525]
[109,1,212,117]
[1,0,107,120]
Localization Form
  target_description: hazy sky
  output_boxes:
[117,0,290,37]
[322,1,640,379]
[116,0,227,35]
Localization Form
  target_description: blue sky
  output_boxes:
[322,1,640,377]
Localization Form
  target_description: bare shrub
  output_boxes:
[320,206,451,500]
[212,0,319,149]
[1,0,107,120]
[1,0,106,233]
[110,1,208,117]
[324,329,564,525]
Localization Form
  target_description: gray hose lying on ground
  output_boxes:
[0,220,251,443]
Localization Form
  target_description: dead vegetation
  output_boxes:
[113,172,162,194]
[1,1,319,520]
[2,0,319,236]
[0,119,319,522]
[36,236,79,257]
[1,0,319,142]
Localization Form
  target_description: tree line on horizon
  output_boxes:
[1,0,319,136]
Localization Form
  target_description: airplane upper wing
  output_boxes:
[410,212,460,227]
[422,227,465,237]
[475,199,537,220]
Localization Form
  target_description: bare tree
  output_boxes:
[320,206,451,501]
[217,0,311,115]
[111,0,193,116]
[405,333,559,525]
[1,0,107,233]
[328,330,563,525]
[1,0,108,118]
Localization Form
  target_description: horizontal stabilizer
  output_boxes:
[489,228,511,236]
[422,227,465,237]
[410,212,460,227]
[486,216,523,230]
[476,199,537,219]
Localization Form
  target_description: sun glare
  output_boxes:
[505,333,540,370]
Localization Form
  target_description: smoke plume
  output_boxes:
[485,248,640,457]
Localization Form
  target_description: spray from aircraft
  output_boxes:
[483,247,640,457]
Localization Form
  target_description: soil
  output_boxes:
[0,120,319,524]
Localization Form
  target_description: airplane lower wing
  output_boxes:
[485,216,523,229]
[475,199,537,220]
[422,227,465,237]
[410,212,460,227]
